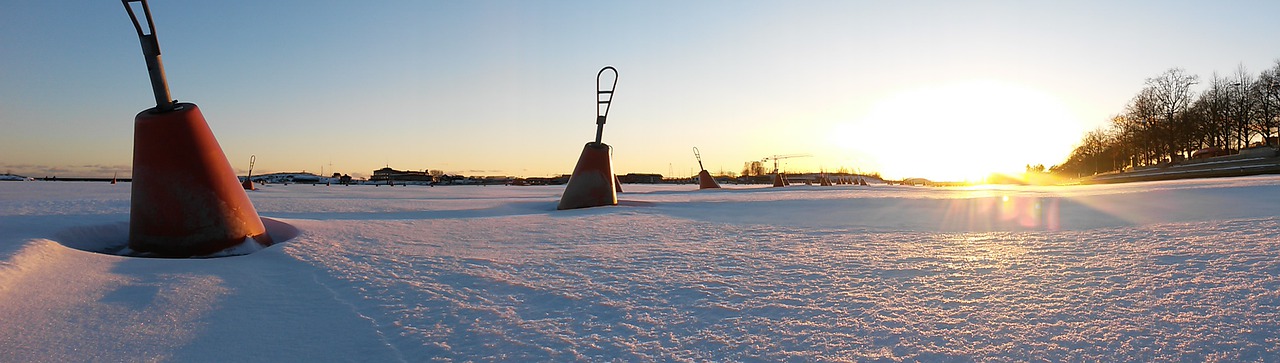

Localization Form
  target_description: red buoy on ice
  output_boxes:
[123,0,270,256]
[242,155,257,191]
[559,67,619,210]
[693,147,721,189]
[130,104,272,255]
[697,170,719,189]
[559,142,617,210]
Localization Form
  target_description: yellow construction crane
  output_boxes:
[761,154,811,174]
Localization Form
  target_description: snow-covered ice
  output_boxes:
[3,177,1280,362]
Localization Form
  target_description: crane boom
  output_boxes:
[760,154,812,174]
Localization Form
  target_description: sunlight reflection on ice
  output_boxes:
[939,194,1060,231]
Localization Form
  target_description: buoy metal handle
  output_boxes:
[595,66,618,144]
[693,147,705,170]
[123,0,175,112]
[247,155,256,177]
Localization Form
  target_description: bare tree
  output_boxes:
[741,161,765,177]
[1185,96,1214,150]
[1255,60,1280,146]
[1057,61,1280,179]
[1228,64,1258,149]
[1143,68,1199,159]
[1203,74,1234,149]
[1125,87,1162,165]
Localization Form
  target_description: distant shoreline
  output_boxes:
[1084,152,1280,184]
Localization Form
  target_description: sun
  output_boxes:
[832,80,1083,182]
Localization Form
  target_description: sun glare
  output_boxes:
[834,80,1083,182]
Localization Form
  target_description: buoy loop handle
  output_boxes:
[247,155,256,178]
[693,147,705,170]
[594,66,617,144]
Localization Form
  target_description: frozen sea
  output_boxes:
[3,177,1280,362]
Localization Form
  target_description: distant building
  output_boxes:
[247,172,323,184]
[0,173,32,181]
[477,176,514,185]
[512,175,570,185]
[370,167,435,184]
[618,173,663,184]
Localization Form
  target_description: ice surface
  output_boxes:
[3,177,1280,361]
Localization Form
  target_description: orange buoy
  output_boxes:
[693,147,720,189]
[558,66,620,210]
[129,104,271,256]
[123,0,270,256]
[697,170,720,189]
[242,155,257,190]
[559,142,617,210]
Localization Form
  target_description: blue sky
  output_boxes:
[3,1,1279,180]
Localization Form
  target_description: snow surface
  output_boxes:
[3,177,1280,362]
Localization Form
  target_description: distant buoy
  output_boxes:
[697,170,720,189]
[242,155,256,191]
[693,147,721,189]
[773,173,786,187]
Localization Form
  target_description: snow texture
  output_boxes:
[3,177,1280,362]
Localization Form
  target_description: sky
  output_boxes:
[2,1,1279,181]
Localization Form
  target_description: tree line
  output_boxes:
[1053,60,1280,177]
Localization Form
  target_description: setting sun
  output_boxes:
[833,80,1085,181]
